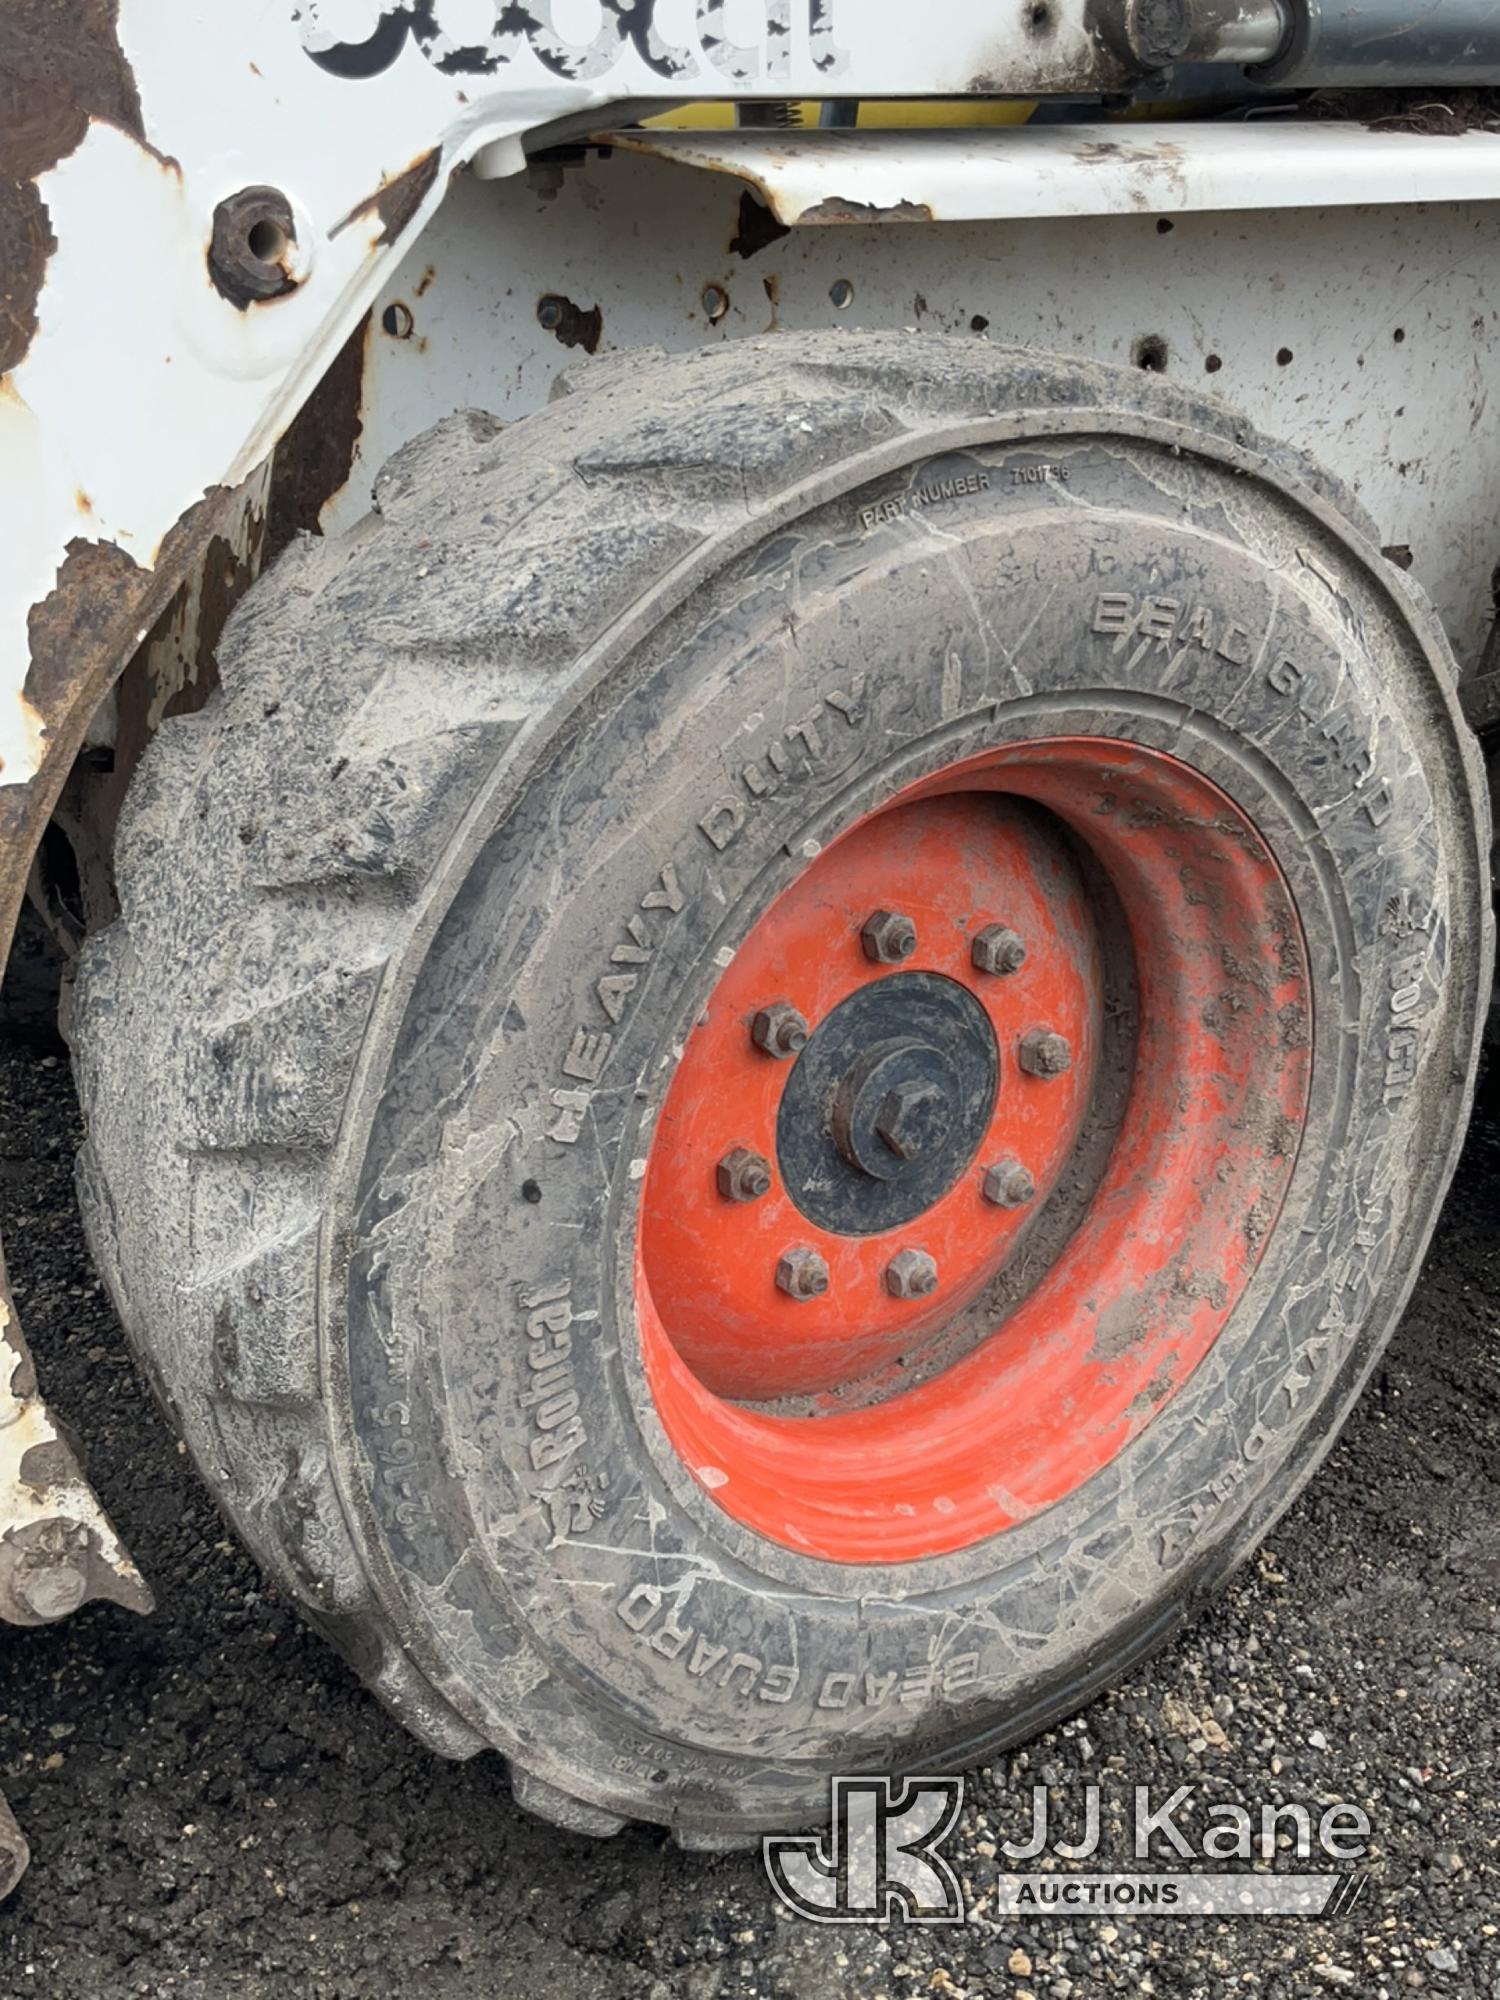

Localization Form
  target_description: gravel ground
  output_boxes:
[0,997,1495,2000]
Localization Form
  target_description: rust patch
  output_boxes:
[0,0,146,376]
[0,182,54,378]
[332,147,442,246]
[208,185,298,310]
[538,294,604,355]
[16,1436,76,1495]
[191,535,257,692]
[1382,543,1415,570]
[13,487,236,799]
[63,490,269,937]
[265,311,371,560]
[800,197,935,225]
[730,189,791,260]
[23,537,142,730]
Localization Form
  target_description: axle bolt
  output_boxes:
[717,1148,772,1204]
[983,1158,1036,1209]
[1019,1027,1073,1079]
[776,1247,830,1302]
[885,1249,939,1301]
[971,924,1027,977]
[875,1080,948,1163]
[751,1002,810,1059]
[861,910,918,965]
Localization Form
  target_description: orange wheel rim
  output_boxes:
[638,738,1312,1564]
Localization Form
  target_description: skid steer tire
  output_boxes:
[71,334,1491,1845]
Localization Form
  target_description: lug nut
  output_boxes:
[983,1158,1036,1209]
[717,1147,772,1204]
[885,1249,939,1301]
[971,924,1027,976]
[776,1247,830,1301]
[1019,1027,1073,1079]
[860,910,918,965]
[751,1001,810,1059]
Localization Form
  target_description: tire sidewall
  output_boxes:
[333,429,1479,1821]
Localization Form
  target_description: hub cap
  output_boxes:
[638,739,1312,1563]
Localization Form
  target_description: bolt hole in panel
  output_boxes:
[342,153,1500,670]
[639,741,1311,1563]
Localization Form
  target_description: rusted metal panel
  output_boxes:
[0,0,146,375]
[0,1,1116,820]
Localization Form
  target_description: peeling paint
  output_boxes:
[606,121,1500,227]
[333,148,442,246]
[0,1293,152,1623]
[0,692,45,785]
[0,0,146,375]
[801,195,935,223]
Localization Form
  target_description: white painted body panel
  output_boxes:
[615,121,1500,221]
[5,5,1500,789]
[342,149,1500,669]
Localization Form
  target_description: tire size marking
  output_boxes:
[617,1581,980,1711]
[548,865,686,1146]
[1090,592,1394,829]
[1379,894,1438,1110]
[696,677,869,854]
[365,1394,434,1532]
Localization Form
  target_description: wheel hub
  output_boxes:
[640,791,1097,1402]
[790,973,997,1216]
[638,737,1315,1563]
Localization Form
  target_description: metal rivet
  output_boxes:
[702,283,730,324]
[860,910,918,965]
[971,924,1027,976]
[751,1002,810,1060]
[885,1249,939,1301]
[982,1159,1036,1209]
[717,1148,772,1204]
[830,278,854,310]
[1018,1028,1073,1079]
[537,295,565,330]
[776,1247,830,1301]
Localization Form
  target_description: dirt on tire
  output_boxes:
[63,334,1492,1846]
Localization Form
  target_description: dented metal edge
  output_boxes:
[600,121,1500,224]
